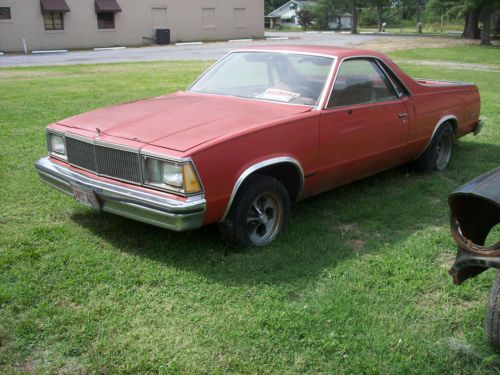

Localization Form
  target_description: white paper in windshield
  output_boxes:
[256,88,300,102]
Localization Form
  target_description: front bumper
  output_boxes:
[35,157,206,231]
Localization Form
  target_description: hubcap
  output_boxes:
[246,192,282,246]
[436,132,452,170]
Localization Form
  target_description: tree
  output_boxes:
[375,0,385,32]
[480,0,500,44]
[297,9,313,29]
[351,0,359,33]
[264,0,290,15]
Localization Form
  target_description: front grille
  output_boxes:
[66,136,141,184]
[66,137,97,172]
[95,145,142,183]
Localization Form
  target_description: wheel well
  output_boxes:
[253,163,303,202]
[446,118,458,135]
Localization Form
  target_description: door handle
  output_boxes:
[398,112,408,119]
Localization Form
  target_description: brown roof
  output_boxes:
[40,0,70,13]
[95,0,122,13]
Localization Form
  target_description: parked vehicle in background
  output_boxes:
[449,167,500,350]
[35,46,483,247]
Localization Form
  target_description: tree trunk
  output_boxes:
[481,7,492,45]
[462,12,469,37]
[376,0,383,32]
[464,7,480,39]
[351,0,358,34]
[416,0,421,33]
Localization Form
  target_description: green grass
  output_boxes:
[1,48,500,373]
[388,46,500,66]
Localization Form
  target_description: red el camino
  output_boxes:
[35,45,483,246]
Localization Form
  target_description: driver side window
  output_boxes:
[327,58,398,108]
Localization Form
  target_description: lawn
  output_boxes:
[1,46,500,373]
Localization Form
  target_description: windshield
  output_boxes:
[189,52,334,106]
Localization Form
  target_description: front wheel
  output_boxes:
[219,175,290,247]
[486,271,500,351]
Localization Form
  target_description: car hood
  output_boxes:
[57,92,312,152]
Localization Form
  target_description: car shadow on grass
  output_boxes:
[70,141,500,287]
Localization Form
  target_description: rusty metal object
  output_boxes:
[449,167,500,285]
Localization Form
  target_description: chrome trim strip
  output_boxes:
[324,55,413,110]
[315,57,338,111]
[415,115,459,159]
[35,157,206,231]
[220,156,305,222]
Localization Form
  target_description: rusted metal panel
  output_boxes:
[449,167,500,284]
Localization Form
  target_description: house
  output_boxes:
[0,0,264,52]
[265,0,315,29]
[329,13,352,30]
[265,0,351,30]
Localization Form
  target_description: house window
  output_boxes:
[202,8,215,29]
[98,12,115,29]
[43,12,64,30]
[233,8,246,28]
[0,7,12,20]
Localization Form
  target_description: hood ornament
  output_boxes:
[96,127,102,136]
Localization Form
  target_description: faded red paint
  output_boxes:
[47,46,481,225]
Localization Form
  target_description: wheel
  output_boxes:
[219,175,290,247]
[413,123,454,172]
[486,271,500,352]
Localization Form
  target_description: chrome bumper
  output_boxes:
[35,157,206,231]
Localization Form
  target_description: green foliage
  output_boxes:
[297,9,313,29]
[265,0,290,15]
[1,48,500,372]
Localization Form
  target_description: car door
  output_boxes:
[317,57,412,190]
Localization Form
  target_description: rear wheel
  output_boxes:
[219,175,290,247]
[486,271,500,351]
[413,123,454,172]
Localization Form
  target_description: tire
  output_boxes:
[486,271,500,352]
[219,175,291,247]
[413,123,454,172]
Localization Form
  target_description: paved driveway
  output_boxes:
[0,32,378,67]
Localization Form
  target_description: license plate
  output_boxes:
[71,183,100,209]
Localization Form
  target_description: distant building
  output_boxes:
[329,13,352,30]
[0,0,264,52]
[265,0,351,30]
[265,0,314,29]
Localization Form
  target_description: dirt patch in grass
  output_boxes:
[358,36,480,52]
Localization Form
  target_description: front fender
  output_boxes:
[449,167,500,284]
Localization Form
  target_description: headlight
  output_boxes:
[47,132,67,160]
[143,156,202,194]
